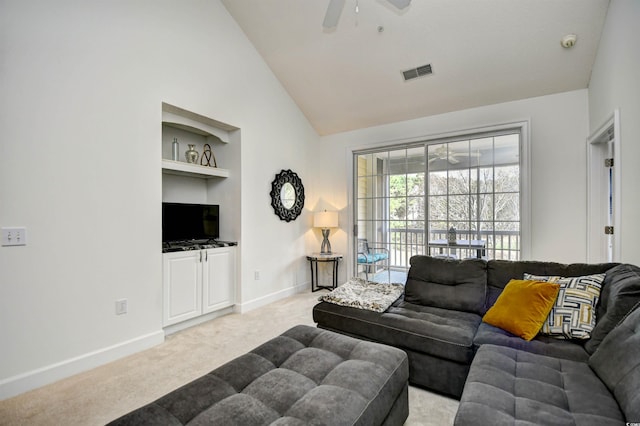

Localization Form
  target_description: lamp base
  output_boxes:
[320,228,332,254]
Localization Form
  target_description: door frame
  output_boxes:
[587,109,621,262]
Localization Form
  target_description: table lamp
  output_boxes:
[314,210,339,254]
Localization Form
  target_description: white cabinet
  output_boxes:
[202,247,236,313]
[163,246,236,327]
[163,251,202,326]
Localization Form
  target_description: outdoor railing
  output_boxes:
[384,228,520,269]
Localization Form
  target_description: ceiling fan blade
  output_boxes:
[448,156,460,164]
[323,0,345,29]
[387,0,411,10]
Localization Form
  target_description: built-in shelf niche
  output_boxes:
[161,102,237,179]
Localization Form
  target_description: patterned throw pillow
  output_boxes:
[524,273,606,339]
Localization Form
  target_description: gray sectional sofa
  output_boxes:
[312,256,640,424]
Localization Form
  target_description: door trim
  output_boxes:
[587,109,621,262]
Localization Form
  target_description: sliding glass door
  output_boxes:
[354,129,521,282]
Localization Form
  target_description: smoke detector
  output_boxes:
[561,34,577,48]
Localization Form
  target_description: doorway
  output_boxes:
[587,110,621,262]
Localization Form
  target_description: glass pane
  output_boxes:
[470,137,493,167]
[449,195,470,221]
[357,152,390,177]
[357,198,375,222]
[356,154,373,177]
[495,165,519,193]
[448,140,470,167]
[357,220,373,239]
[407,220,424,231]
[389,174,407,197]
[407,196,425,220]
[427,143,449,172]
[478,194,494,221]
[451,221,469,234]
[448,169,470,194]
[357,176,375,199]
[428,221,448,240]
[469,194,477,222]
[478,167,493,193]
[428,171,447,195]
[495,221,520,232]
[407,146,425,168]
[407,172,425,196]
[389,197,406,220]
[429,196,447,221]
[388,149,409,175]
[494,133,519,167]
[495,193,519,221]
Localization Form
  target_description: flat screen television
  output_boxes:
[162,202,219,242]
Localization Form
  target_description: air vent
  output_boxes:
[402,64,432,81]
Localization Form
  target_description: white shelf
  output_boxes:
[162,102,237,144]
[162,159,229,179]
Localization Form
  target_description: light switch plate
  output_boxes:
[1,227,27,246]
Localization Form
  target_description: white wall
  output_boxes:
[312,89,591,275]
[588,0,640,265]
[0,0,317,398]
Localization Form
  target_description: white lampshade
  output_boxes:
[314,211,339,228]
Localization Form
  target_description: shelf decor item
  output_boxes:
[200,143,217,168]
[185,144,199,164]
[172,138,179,161]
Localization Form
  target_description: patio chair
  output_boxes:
[357,238,390,282]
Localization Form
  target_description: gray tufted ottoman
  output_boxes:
[108,325,409,425]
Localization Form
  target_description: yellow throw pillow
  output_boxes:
[483,279,560,341]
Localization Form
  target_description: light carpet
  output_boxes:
[0,290,458,425]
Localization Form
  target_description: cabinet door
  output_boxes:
[202,247,236,313]
[163,251,202,326]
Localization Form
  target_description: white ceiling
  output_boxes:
[221,0,610,136]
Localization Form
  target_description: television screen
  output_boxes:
[162,202,219,242]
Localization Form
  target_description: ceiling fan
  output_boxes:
[428,146,481,164]
[323,0,412,29]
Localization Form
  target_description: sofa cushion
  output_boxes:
[585,263,640,353]
[486,260,617,309]
[482,279,560,341]
[589,304,640,422]
[454,344,624,426]
[313,299,481,364]
[524,273,605,340]
[473,322,590,362]
[405,256,487,315]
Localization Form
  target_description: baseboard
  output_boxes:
[0,330,164,400]
[163,307,235,336]
[235,281,309,313]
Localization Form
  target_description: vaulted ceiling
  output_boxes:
[221,0,610,135]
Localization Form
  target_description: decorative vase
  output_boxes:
[172,138,179,161]
[447,226,457,244]
[185,144,199,163]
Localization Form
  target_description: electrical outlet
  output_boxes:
[115,299,128,315]
[1,227,27,246]
[254,270,260,280]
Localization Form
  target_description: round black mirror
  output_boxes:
[270,169,304,222]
